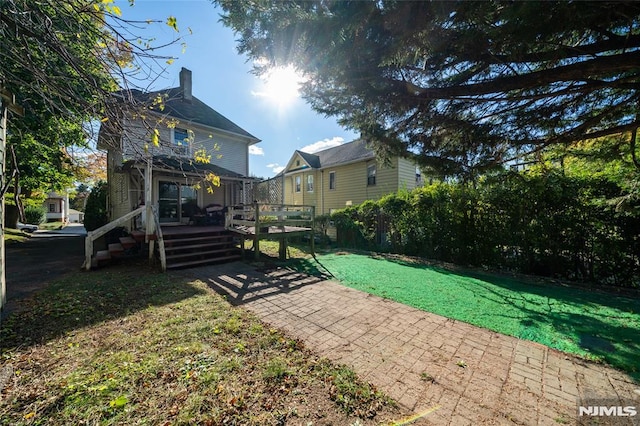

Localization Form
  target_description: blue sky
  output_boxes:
[118,0,359,178]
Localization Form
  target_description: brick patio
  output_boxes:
[176,262,640,425]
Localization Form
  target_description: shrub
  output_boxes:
[83,181,108,232]
[24,205,45,225]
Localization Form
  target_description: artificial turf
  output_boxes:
[309,252,640,381]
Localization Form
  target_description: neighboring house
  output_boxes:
[68,208,84,223]
[44,192,69,223]
[97,68,261,226]
[282,139,419,216]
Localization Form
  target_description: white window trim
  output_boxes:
[329,171,336,190]
[170,127,192,157]
[295,175,301,193]
[306,174,314,192]
[367,164,377,186]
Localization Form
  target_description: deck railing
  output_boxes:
[226,203,315,231]
[83,205,167,271]
[226,203,315,259]
[83,206,145,270]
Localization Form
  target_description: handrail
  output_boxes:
[225,203,316,260]
[83,206,145,270]
[151,205,166,272]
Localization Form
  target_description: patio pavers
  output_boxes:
[177,262,640,425]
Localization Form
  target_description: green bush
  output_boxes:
[331,170,639,287]
[24,205,45,225]
[83,181,108,232]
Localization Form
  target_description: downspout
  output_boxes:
[321,170,324,215]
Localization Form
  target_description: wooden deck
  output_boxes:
[226,203,315,260]
[160,225,226,237]
[231,225,312,237]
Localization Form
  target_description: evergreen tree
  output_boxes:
[217,1,640,178]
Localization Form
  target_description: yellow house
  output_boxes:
[282,139,418,216]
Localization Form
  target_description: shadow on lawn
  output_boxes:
[303,253,640,382]
[190,259,328,307]
[0,259,206,351]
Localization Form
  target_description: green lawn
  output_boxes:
[303,252,640,381]
[0,261,399,425]
[3,228,29,244]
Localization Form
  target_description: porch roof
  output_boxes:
[122,155,248,180]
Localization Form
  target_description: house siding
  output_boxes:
[286,169,318,207]
[397,157,418,192]
[120,117,250,176]
[284,158,403,215]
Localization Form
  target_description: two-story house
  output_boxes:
[282,139,418,216]
[97,68,260,226]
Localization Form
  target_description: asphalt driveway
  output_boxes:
[2,228,85,320]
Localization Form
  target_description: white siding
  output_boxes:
[119,116,250,176]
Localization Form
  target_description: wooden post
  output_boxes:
[144,159,155,262]
[0,88,23,311]
[279,237,287,260]
[253,201,260,260]
[0,99,7,308]
[310,206,315,257]
[85,235,93,271]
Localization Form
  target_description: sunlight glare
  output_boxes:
[261,66,304,106]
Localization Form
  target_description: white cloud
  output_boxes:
[300,137,344,154]
[267,163,285,174]
[249,145,264,156]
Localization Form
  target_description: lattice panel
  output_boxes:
[251,175,284,204]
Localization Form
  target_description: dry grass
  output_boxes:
[0,260,401,425]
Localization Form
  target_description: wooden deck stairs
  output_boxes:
[161,227,241,270]
[90,227,240,270]
[92,235,144,268]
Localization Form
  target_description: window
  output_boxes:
[172,128,190,156]
[306,175,314,192]
[173,128,188,146]
[295,175,301,192]
[367,164,376,186]
[49,203,56,213]
[329,171,336,190]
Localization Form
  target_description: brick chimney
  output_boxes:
[179,67,192,102]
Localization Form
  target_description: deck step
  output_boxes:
[164,241,235,252]
[166,254,242,270]
[95,250,111,260]
[166,247,240,261]
[94,250,112,267]
[130,230,157,241]
[163,235,233,246]
[108,243,124,257]
[119,236,137,249]
[130,230,146,243]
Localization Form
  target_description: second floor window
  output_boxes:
[173,128,188,146]
[329,171,336,190]
[295,176,301,192]
[367,164,376,186]
[307,175,314,192]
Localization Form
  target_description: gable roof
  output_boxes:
[285,139,375,172]
[119,87,260,143]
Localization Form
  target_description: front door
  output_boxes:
[158,181,198,224]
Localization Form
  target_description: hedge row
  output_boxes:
[331,171,639,287]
